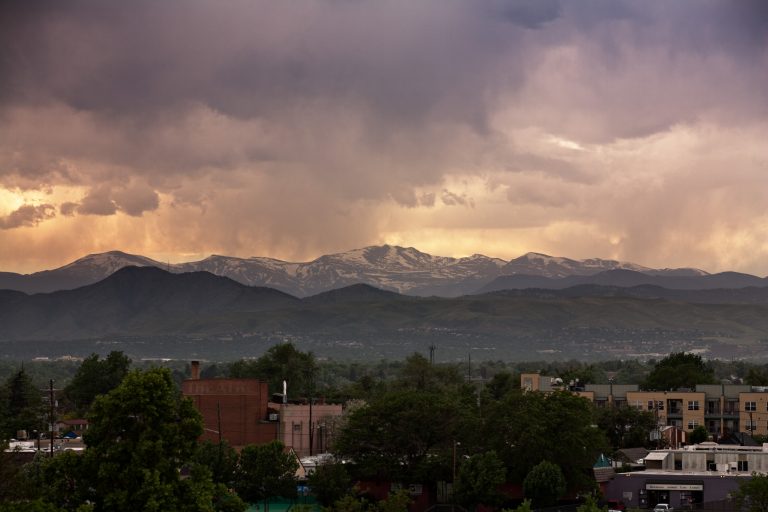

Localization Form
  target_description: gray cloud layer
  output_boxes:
[1,1,767,271]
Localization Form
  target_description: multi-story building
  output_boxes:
[182,361,343,455]
[521,373,763,437]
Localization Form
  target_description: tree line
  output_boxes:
[0,348,753,511]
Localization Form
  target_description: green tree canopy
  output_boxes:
[689,425,709,444]
[642,352,715,391]
[234,440,298,508]
[733,473,768,512]
[192,439,240,487]
[454,451,507,512]
[307,461,352,507]
[594,405,657,451]
[0,367,44,440]
[63,351,131,415]
[484,371,518,401]
[394,353,465,392]
[484,390,607,492]
[83,368,213,511]
[334,389,469,483]
[522,460,566,508]
[229,343,316,395]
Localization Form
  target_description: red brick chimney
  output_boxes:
[190,360,200,380]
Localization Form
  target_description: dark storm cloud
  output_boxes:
[0,204,56,229]
[1,0,765,181]
[1,1,768,272]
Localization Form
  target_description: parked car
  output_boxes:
[654,504,673,512]
[606,500,626,512]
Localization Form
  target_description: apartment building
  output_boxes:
[521,373,761,437]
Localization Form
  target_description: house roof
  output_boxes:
[616,447,650,463]
[644,452,670,461]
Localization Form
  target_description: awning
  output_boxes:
[644,452,670,461]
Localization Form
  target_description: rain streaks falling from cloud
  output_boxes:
[0,0,767,274]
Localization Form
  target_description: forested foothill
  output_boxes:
[0,349,766,511]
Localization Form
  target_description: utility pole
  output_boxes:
[49,379,55,457]
[429,344,436,365]
[467,353,471,382]
[217,401,223,478]
[308,396,314,456]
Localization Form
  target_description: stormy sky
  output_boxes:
[1,0,767,274]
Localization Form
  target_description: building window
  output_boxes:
[657,401,665,411]
[648,400,654,411]
[687,420,699,430]
[738,461,749,472]
[688,400,700,411]
[746,420,757,432]
[746,401,757,412]
[293,423,302,432]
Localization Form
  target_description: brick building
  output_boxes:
[181,362,277,449]
[182,361,344,455]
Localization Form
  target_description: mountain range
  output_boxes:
[0,245,738,297]
[3,267,768,362]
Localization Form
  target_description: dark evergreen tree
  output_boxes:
[62,351,131,414]
[0,367,44,440]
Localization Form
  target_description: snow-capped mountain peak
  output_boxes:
[503,252,651,278]
[1,245,720,297]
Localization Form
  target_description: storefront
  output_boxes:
[604,472,744,508]
[641,481,703,509]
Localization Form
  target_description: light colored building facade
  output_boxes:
[521,373,764,437]
[272,401,343,457]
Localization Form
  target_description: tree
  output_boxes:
[375,490,412,512]
[746,368,768,386]
[395,353,464,392]
[307,461,352,507]
[234,441,298,509]
[594,405,657,451]
[454,451,507,511]
[83,368,213,511]
[334,389,468,483]
[0,439,34,504]
[522,460,566,508]
[484,390,607,492]
[576,496,604,512]
[484,372,518,401]
[642,352,715,391]
[733,473,768,512]
[63,351,131,415]
[229,343,316,395]
[504,499,532,512]
[192,439,240,487]
[0,367,44,440]
[24,451,90,511]
[689,425,709,444]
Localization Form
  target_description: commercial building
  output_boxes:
[604,443,768,508]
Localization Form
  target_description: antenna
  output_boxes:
[429,344,436,365]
